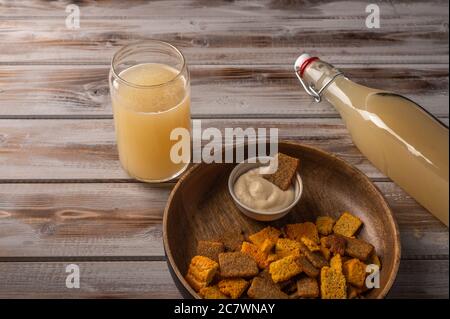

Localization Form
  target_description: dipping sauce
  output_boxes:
[233,168,295,212]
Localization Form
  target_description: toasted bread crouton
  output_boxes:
[269,255,303,283]
[218,252,259,278]
[321,234,346,256]
[347,285,362,299]
[263,153,300,191]
[343,258,367,288]
[220,230,245,252]
[267,253,279,264]
[187,255,219,284]
[275,238,302,259]
[320,246,331,261]
[330,254,343,273]
[369,253,382,270]
[297,255,320,278]
[185,272,208,292]
[304,249,328,269]
[247,272,288,299]
[285,222,319,243]
[199,286,228,299]
[249,226,281,247]
[197,240,225,262]
[316,216,335,236]
[218,278,249,299]
[241,241,269,269]
[344,237,374,261]
[260,239,275,254]
[333,212,362,237]
[320,266,347,299]
[301,237,321,252]
[297,277,319,298]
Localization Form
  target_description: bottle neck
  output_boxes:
[300,60,343,101]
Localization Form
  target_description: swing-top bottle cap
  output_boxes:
[294,53,319,77]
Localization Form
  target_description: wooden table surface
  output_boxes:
[0,0,448,299]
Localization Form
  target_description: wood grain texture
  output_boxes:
[0,260,447,298]
[0,182,447,259]
[0,64,448,118]
[1,0,448,18]
[0,118,381,180]
[0,14,448,65]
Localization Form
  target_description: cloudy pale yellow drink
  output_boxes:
[297,55,449,226]
[111,62,191,182]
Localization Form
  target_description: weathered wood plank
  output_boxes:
[0,15,447,65]
[0,0,447,19]
[0,260,447,298]
[0,182,447,259]
[0,118,384,180]
[0,64,448,117]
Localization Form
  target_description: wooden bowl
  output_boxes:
[163,142,401,299]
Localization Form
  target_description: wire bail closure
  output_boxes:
[295,69,343,103]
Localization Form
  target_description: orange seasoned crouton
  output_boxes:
[218,278,249,299]
[241,241,269,269]
[260,239,275,254]
[316,216,335,236]
[297,277,319,298]
[321,234,346,256]
[368,253,382,270]
[275,238,302,259]
[249,226,281,247]
[199,286,228,299]
[187,255,219,284]
[343,258,367,288]
[330,254,343,273]
[333,212,362,237]
[320,266,347,299]
[269,255,303,283]
[285,222,319,243]
[185,272,207,292]
[301,237,321,252]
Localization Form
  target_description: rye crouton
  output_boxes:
[220,230,245,252]
[316,216,335,236]
[185,273,208,292]
[249,226,281,247]
[275,238,302,259]
[333,212,362,237]
[304,249,328,269]
[218,252,259,278]
[241,241,269,269]
[247,273,288,299]
[297,277,319,298]
[199,286,228,299]
[218,278,249,299]
[269,255,303,283]
[344,237,374,261]
[263,153,300,191]
[285,222,319,243]
[297,255,320,278]
[197,240,225,262]
[343,258,367,288]
[320,266,347,299]
[369,253,382,270]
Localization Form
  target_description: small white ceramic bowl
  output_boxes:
[228,156,303,221]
